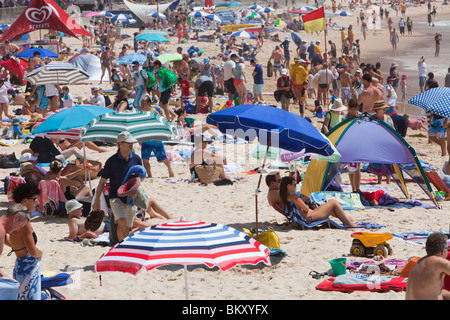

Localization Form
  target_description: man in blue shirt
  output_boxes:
[92,131,143,243]
[250,58,264,102]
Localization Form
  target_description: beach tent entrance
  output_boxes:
[300,118,438,207]
[68,52,109,82]
[0,0,92,43]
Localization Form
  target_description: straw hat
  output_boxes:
[329,98,347,112]
[373,100,389,110]
[19,162,34,175]
[30,112,42,122]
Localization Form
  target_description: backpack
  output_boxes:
[140,70,156,89]
[158,69,178,89]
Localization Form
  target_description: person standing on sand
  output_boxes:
[435,33,442,57]
[357,73,383,113]
[406,232,450,300]
[418,56,427,93]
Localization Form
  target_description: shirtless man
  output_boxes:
[180,53,191,79]
[26,51,43,72]
[66,199,104,240]
[339,65,352,105]
[357,73,383,113]
[269,46,284,78]
[189,135,229,180]
[266,171,284,213]
[406,232,450,300]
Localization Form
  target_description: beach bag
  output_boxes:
[243,227,280,249]
[195,165,222,184]
[131,186,149,209]
[274,90,282,102]
[140,70,156,89]
[158,69,178,89]
[0,153,20,168]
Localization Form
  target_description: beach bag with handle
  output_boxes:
[195,165,222,184]
[243,227,280,249]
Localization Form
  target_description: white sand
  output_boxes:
[1,2,450,301]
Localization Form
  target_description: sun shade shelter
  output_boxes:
[0,0,92,43]
[300,118,438,207]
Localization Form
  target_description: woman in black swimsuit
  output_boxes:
[100,46,112,84]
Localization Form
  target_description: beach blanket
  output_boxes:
[310,191,365,210]
[316,274,408,292]
[392,230,450,246]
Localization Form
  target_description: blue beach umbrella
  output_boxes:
[205,14,222,23]
[99,11,114,17]
[231,31,257,39]
[248,4,262,10]
[111,14,132,23]
[257,7,275,13]
[338,10,352,16]
[136,32,169,43]
[206,104,334,234]
[408,87,450,118]
[16,47,59,59]
[148,12,167,19]
[32,104,114,135]
[188,10,209,18]
[116,52,147,65]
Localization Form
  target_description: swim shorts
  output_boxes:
[141,140,167,162]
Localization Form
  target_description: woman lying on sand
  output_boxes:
[279,176,357,227]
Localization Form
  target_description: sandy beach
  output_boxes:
[2,0,450,304]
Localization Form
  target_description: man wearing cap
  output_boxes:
[298,40,308,60]
[289,57,309,117]
[83,87,106,107]
[92,131,143,243]
[277,69,293,111]
[131,61,150,110]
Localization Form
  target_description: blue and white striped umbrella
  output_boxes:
[408,87,450,118]
[111,14,132,23]
[257,7,275,13]
[148,12,167,19]
[248,4,262,10]
[188,10,209,18]
[231,30,257,39]
[205,14,222,23]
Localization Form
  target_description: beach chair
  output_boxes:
[425,170,450,200]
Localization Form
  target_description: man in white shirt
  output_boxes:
[317,63,334,110]
[223,53,237,102]
[84,86,105,107]
[418,56,427,93]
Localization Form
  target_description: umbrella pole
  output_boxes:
[255,134,272,240]
[184,265,189,300]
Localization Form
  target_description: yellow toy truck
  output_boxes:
[350,232,393,258]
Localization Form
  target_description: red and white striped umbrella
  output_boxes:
[95,219,271,298]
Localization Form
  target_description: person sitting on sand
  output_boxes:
[65,199,104,240]
[404,114,427,131]
[279,176,357,227]
[189,134,230,180]
[406,232,450,300]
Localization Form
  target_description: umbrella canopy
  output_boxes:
[148,12,167,19]
[408,87,450,118]
[271,19,290,26]
[245,11,261,19]
[83,12,102,17]
[81,110,176,143]
[205,14,222,23]
[188,10,209,18]
[338,10,352,16]
[24,62,90,85]
[207,104,334,155]
[156,52,182,64]
[248,4,262,10]
[95,219,271,274]
[257,7,275,13]
[136,32,169,42]
[116,52,147,65]
[231,31,257,39]
[111,13,133,23]
[95,219,271,299]
[32,104,114,135]
[120,19,137,25]
[98,11,114,17]
[16,47,58,59]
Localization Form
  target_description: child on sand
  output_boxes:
[404,114,427,131]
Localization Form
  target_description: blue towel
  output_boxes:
[121,165,147,185]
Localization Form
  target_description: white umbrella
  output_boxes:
[188,11,209,18]
[24,62,90,85]
[148,12,167,19]
[205,14,222,23]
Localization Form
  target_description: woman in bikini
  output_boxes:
[100,47,112,85]
[234,57,247,105]
[8,183,42,300]
[279,176,357,227]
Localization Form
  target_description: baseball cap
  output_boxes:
[65,199,83,214]
[92,86,100,91]
[131,61,140,65]
[281,69,288,75]
[117,131,138,143]
[20,153,37,163]
[203,57,210,64]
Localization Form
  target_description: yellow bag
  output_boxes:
[243,227,280,249]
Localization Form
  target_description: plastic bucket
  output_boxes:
[329,258,347,276]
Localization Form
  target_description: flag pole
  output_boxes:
[324,18,329,111]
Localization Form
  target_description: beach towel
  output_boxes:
[38,180,67,215]
[392,230,450,246]
[41,272,73,289]
[13,254,41,300]
[316,274,408,292]
[0,277,20,300]
[6,176,26,201]
[310,191,365,210]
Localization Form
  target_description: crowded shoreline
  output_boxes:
[1,0,450,301]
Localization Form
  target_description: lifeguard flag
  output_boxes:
[0,0,92,43]
[302,6,326,33]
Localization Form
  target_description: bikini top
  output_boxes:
[7,231,37,256]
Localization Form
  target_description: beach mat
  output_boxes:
[310,191,365,210]
[392,230,450,246]
[316,274,408,292]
